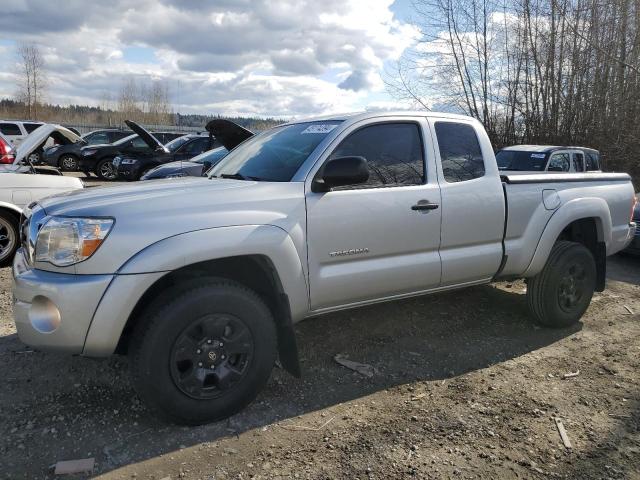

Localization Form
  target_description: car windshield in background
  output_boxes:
[209,121,342,182]
[496,150,547,171]
[192,146,228,165]
[165,135,190,152]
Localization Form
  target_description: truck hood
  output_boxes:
[34,177,306,274]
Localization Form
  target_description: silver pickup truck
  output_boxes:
[12,111,637,424]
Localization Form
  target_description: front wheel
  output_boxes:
[96,158,117,180]
[129,279,277,425]
[59,154,79,171]
[527,241,596,328]
[0,211,19,268]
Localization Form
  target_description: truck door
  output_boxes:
[428,118,505,286]
[305,117,442,311]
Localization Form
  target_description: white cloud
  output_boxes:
[0,0,419,117]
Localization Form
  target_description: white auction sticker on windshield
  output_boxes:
[301,124,339,134]
[530,153,546,158]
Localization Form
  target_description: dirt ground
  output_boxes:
[1,249,639,479]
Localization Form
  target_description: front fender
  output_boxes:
[83,225,309,356]
[118,224,309,320]
[523,197,611,277]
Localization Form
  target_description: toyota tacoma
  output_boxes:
[12,112,637,424]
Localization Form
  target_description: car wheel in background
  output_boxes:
[129,279,277,425]
[96,158,118,180]
[0,211,19,268]
[59,154,79,171]
[527,240,596,328]
[27,151,41,164]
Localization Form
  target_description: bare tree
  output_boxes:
[389,0,640,181]
[15,43,46,119]
[145,80,172,125]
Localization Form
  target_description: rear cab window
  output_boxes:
[585,151,600,170]
[434,122,485,182]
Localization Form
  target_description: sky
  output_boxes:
[0,0,422,119]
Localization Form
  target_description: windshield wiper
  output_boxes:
[212,173,266,181]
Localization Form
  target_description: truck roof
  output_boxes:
[501,144,599,154]
[286,110,478,125]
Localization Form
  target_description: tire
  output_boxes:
[59,154,79,171]
[96,158,117,180]
[0,211,19,268]
[527,240,596,328]
[129,279,277,425]
[27,151,41,164]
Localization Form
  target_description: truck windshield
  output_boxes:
[496,150,548,171]
[209,121,342,182]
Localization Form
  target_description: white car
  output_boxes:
[0,120,44,147]
[0,124,83,266]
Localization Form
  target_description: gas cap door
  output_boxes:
[542,189,560,210]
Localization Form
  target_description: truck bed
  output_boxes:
[497,172,634,279]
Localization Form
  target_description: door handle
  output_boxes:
[411,201,439,211]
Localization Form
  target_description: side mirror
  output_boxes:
[312,156,369,192]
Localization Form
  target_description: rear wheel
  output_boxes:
[96,158,117,180]
[527,241,596,328]
[129,279,277,425]
[59,154,79,171]
[0,211,19,268]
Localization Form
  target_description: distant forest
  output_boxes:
[0,98,284,132]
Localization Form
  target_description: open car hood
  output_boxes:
[14,124,82,164]
[124,120,169,153]
[205,119,254,150]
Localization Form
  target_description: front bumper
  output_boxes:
[12,248,113,354]
[116,163,141,180]
[78,156,97,171]
[12,248,166,356]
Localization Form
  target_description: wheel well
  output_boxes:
[116,255,301,376]
[0,207,20,225]
[557,217,606,291]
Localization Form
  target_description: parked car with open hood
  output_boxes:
[138,120,254,180]
[0,124,83,266]
[496,145,601,172]
[77,127,185,180]
[12,111,636,425]
[113,120,218,181]
[44,129,133,171]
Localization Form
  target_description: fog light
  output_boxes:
[29,296,61,333]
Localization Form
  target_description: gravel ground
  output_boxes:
[0,213,639,479]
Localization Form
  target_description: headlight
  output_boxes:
[35,217,114,266]
[121,158,138,164]
[82,149,98,156]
